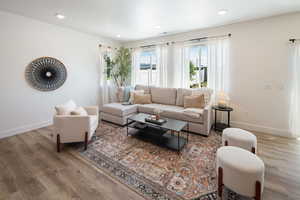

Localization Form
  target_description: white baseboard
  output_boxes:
[0,120,52,139]
[231,121,293,138]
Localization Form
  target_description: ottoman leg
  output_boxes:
[225,140,228,146]
[255,181,261,200]
[252,147,256,154]
[84,132,88,150]
[218,167,223,199]
[57,134,60,153]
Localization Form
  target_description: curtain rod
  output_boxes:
[98,44,118,50]
[138,33,232,49]
[289,38,300,43]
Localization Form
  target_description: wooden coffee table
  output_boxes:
[126,113,189,153]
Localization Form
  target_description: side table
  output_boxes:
[212,106,233,132]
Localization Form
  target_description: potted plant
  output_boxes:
[104,47,132,88]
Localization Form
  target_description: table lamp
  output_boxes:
[217,91,230,108]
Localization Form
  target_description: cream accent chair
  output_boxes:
[53,106,99,152]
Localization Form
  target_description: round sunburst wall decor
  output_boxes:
[25,57,67,91]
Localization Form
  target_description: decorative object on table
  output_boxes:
[153,108,163,120]
[145,115,167,125]
[212,106,233,132]
[222,128,257,154]
[25,57,67,91]
[217,146,265,200]
[104,47,132,88]
[217,91,230,108]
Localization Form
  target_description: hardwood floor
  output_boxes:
[0,127,299,200]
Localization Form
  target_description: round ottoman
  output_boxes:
[217,146,265,200]
[222,128,257,154]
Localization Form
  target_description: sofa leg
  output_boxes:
[218,167,223,199]
[84,132,88,150]
[57,134,60,153]
[255,181,261,200]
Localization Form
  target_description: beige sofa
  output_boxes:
[100,85,213,136]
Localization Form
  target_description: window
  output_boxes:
[188,45,208,88]
[136,49,158,86]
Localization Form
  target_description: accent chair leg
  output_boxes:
[255,181,261,200]
[252,147,256,154]
[224,140,228,146]
[84,132,88,150]
[218,167,223,199]
[57,134,60,153]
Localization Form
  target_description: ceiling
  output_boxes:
[0,0,300,42]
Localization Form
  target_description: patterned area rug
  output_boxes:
[77,122,222,200]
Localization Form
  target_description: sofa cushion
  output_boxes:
[176,88,213,106]
[134,94,152,104]
[151,87,177,105]
[101,103,137,117]
[138,104,203,123]
[176,88,193,106]
[184,95,205,109]
[135,85,150,94]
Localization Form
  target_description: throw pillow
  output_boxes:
[133,94,152,104]
[70,107,88,116]
[55,100,77,115]
[123,86,133,102]
[129,90,144,104]
[184,95,205,109]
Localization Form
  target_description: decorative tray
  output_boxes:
[145,117,167,125]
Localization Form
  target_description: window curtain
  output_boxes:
[171,43,190,88]
[207,38,230,102]
[99,45,117,107]
[131,48,141,86]
[156,44,169,87]
[289,42,300,138]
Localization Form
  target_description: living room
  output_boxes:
[0,0,300,200]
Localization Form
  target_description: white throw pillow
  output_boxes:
[128,90,144,104]
[55,100,77,115]
[70,107,88,116]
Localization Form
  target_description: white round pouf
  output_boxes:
[222,128,257,154]
[217,146,265,200]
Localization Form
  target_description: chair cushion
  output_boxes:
[151,87,177,105]
[138,104,203,123]
[101,103,137,117]
[55,100,77,115]
[71,107,88,116]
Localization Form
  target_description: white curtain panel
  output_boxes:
[156,45,168,87]
[131,48,141,86]
[207,38,230,103]
[172,43,190,88]
[289,42,300,137]
[99,46,117,107]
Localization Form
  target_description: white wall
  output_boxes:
[124,13,300,137]
[0,11,119,139]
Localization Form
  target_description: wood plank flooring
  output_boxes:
[0,127,299,200]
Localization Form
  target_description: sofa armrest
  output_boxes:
[84,106,99,116]
[53,115,90,133]
[203,102,213,135]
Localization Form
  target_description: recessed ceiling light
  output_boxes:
[218,9,228,15]
[117,34,121,38]
[55,13,65,19]
[154,25,161,29]
[297,137,300,141]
